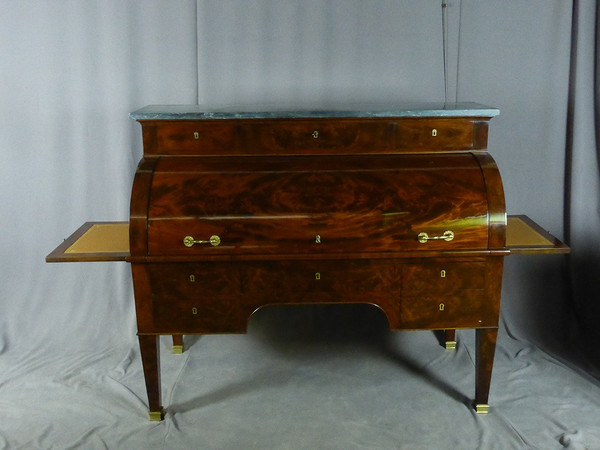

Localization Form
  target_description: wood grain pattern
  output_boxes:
[147,154,489,256]
[473,152,506,250]
[139,117,485,156]
[130,158,157,257]
[134,258,501,334]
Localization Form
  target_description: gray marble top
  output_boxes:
[130,102,499,120]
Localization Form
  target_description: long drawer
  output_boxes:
[140,259,492,333]
[140,118,484,156]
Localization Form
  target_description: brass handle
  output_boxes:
[417,230,454,244]
[183,235,221,247]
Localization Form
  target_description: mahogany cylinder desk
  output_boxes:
[47,103,568,420]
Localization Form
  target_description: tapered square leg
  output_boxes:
[475,327,498,414]
[138,334,164,420]
[444,329,456,350]
[172,334,184,354]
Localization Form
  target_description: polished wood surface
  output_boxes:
[147,154,489,257]
[140,117,490,156]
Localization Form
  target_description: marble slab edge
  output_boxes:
[130,102,499,121]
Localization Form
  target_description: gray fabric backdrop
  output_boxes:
[2,1,599,448]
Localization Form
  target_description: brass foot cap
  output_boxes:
[172,345,184,354]
[445,340,457,350]
[149,410,165,421]
[476,404,489,414]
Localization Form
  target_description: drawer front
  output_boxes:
[402,262,486,294]
[400,261,488,328]
[395,119,475,151]
[399,290,487,329]
[152,122,237,155]
[146,260,402,333]
[148,120,392,155]
[246,120,392,154]
[147,154,490,256]
[143,118,483,156]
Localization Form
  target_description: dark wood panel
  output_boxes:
[144,260,403,333]
[473,152,506,250]
[129,158,158,257]
[140,117,485,156]
[135,258,500,334]
[402,261,486,294]
[148,119,392,155]
[399,290,487,329]
[395,118,474,150]
[147,154,489,256]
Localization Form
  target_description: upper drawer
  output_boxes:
[140,118,487,156]
[144,119,391,155]
[145,154,492,257]
[395,119,476,151]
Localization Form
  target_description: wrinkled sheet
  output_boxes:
[1,297,600,450]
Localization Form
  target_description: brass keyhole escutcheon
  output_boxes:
[189,274,196,282]
[192,307,198,315]
[312,130,319,139]
[440,270,446,278]
[439,303,445,311]
[193,132,199,139]
[431,128,437,137]
[315,272,321,280]
[315,235,321,244]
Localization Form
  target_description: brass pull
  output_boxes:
[417,230,454,244]
[183,235,221,247]
[312,130,319,138]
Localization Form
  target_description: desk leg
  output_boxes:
[172,334,184,354]
[444,329,456,350]
[139,335,164,421]
[475,327,497,414]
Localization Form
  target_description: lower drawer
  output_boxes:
[146,260,403,333]
[399,290,487,329]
